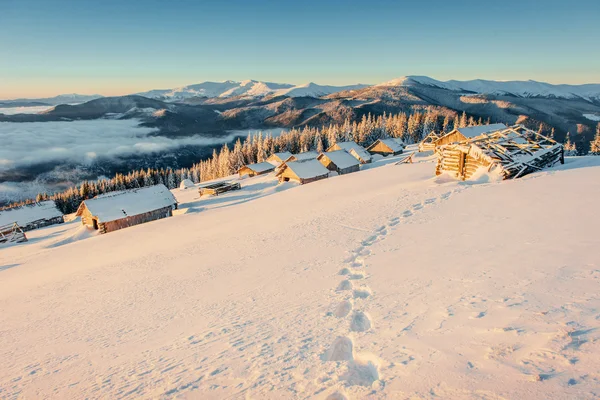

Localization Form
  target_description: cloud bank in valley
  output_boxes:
[0,119,284,204]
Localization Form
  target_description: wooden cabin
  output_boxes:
[0,200,64,232]
[434,123,507,148]
[75,184,177,234]
[436,124,564,180]
[266,151,293,167]
[276,159,330,184]
[238,162,275,178]
[418,131,440,152]
[366,138,404,156]
[326,141,372,164]
[198,181,241,196]
[317,150,361,175]
[284,151,319,163]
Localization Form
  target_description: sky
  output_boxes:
[1,0,599,99]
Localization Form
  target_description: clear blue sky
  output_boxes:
[1,0,599,98]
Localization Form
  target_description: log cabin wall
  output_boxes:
[101,206,173,234]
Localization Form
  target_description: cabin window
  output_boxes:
[92,219,98,230]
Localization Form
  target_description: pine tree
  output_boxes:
[590,123,600,155]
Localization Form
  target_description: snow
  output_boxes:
[455,123,508,138]
[0,201,62,227]
[243,161,275,173]
[179,179,194,190]
[287,151,319,162]
[136,80,367,100]
[280,158,330,179]
[583,113,600,122]
[1,155,599,399]
[79,184,177,223]
[320,150,361,169]
[382,75,600,101]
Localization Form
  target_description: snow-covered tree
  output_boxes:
[590,123,600,155]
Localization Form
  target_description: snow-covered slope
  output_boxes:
[137,80,368,100]
[379,75,600,101]
[1,154,599,399]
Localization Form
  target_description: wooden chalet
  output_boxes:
[276,159,330,184]
[366,138,404,156]
[284,151,319,163]
[434,123,507,148]
[266,151,293,167]
[418,131,440,152]
[317,150,361,175]
[238,162,275,178]
[0,200,64,232]
[436,124,564,180]
[76,184,178,234]
[326,141,372,164]
[198,181,241,196]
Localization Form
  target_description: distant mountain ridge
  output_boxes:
[0,94,103,107]
[136,80,369,100]
[379,76,600,102]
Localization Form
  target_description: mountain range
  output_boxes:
[2,76,600,142]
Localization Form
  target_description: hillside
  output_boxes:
[1,154,599,399]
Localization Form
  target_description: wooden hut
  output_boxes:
[75,184,177,234]
[0,222,27,244]
[284,151,319,163]
[436,124,563,180]
[418,131,440,152]
[0,200,64,232]
[326,141,372,164]
[434,123,507,148]
[366,138,404,156]
[275,159,330,184]
[266,151,293,167]
[317,150,361,175]
[238,162,275,178]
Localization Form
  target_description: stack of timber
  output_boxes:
[0,222,27,244]
[436,124,564,180]
[199,181,241,196]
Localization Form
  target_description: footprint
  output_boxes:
[362,236,378,246]
[402,210,413,218]
[335,300,353,318]
[389,219,400,226]
[339,267,351,275]
[375,225,386,233]
[348,272,365,280]
[326,391,349,400]
[424,198,436,204]
[412,203,423,210]
[322,336,354,362]
[353,288,372,299]
[342,354,381,386]
[337,280,352,291]
[350,311,373,332]
[441,191,452,199]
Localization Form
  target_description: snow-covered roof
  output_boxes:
[267,151,293,165]
[242,162,276,173]
[278,159,329,179]
[455,123,507,138]
[78,184,177,223]
[179,179,194,189]
[0,201,63,227]
[319,150,361,169]
[286,151,319,162]
[330,141,372,161]
[375,138,404,152]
